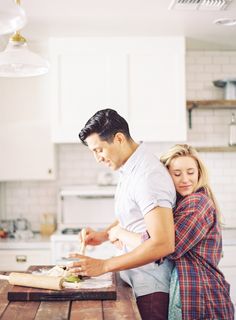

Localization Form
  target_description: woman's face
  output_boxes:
[168,156,199,197]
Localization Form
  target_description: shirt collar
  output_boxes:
[119,142,145,176]
[176,187,206,203]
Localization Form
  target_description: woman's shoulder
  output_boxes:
[176,189,213,212]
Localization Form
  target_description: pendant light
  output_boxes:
[0,1,50,77]
[0,0,27,35]
[0,31,50,77]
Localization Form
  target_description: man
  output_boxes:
[68,108,176,320]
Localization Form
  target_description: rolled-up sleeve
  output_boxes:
[134,165,176,216]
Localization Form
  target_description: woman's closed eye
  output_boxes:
[174,173,181,177]
[187,170,194,175]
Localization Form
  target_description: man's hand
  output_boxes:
[80,227,108,246]
[67,253,107,277]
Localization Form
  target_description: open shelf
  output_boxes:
[195,146,236,152]
[187,100,236,110]
[186,100,236,128]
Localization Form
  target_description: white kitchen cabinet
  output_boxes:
[50,37,186,143]
[0,248,51,271]
[0,76,56,180]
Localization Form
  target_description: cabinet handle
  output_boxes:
[16,255,27,263]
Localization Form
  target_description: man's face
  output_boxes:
[85,133,124,171]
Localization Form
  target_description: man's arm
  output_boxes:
[69,207,174,276]
[105,207,174,271]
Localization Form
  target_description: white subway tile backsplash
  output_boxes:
[188,65,205,73]
[212,56,230,65]
[187,82,204,90]
[196,56,212,65]
[204,65,222,73]
[0,50,236,228]
[222,64,236,73]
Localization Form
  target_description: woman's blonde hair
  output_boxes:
[160,144,220,217]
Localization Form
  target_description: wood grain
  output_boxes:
[0,301,40,320]
[187,100,236,110]
[103,274,141,320]
[34,301,71,320]
[8,266,117,302]
[0,267,141,319]
[70,301,103,320]
[0,272,11,317]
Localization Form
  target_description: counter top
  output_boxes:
[1,229,235,248]
[0,271,141,320]
[0,233,50,250]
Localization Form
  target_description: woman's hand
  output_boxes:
[108,225,141,250]
[111,239,123,250]
[81,227,108,246]
[67,253,107,277]
[108,224,123,243]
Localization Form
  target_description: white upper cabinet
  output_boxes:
[50,37,186,142]
[0,76,55,181]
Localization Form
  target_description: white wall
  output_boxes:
[0,50,236,230]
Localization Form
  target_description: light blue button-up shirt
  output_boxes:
[115,143,176,297]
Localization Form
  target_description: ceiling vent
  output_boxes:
[168,0,233,11]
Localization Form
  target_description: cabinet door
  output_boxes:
[128,50,186,141]
[50,37,186,143]
[0,76,55,180]
[50,41,128,142]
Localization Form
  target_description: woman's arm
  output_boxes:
[82,220,119,246]
[169,195,215,260]
[108,224,142,249]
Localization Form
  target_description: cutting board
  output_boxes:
[8,266,117,301]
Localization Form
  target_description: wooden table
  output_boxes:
[0,272,141,320]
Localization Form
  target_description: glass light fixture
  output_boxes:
[0,0,27,35]
[0,31,50,77]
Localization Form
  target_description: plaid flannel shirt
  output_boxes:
[142,189,235,320]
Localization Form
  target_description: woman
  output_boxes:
[108,144,235,320]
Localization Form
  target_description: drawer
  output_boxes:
[0,249,51,271]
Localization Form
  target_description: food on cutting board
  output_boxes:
[45,265,81,283]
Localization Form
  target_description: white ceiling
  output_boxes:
[3,0,236,49]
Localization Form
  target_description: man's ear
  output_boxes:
[114,132,126,144]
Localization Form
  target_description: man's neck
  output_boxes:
[122,140,139,165]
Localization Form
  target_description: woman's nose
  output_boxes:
[181,173,189,183]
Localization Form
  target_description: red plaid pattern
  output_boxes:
[168,189,234,320]
[142,188,235,319]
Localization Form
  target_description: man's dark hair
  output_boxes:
[79,108,132,145]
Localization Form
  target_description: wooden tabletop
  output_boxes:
[0,272,141,320]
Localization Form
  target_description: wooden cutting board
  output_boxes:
[8,266,117,301]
